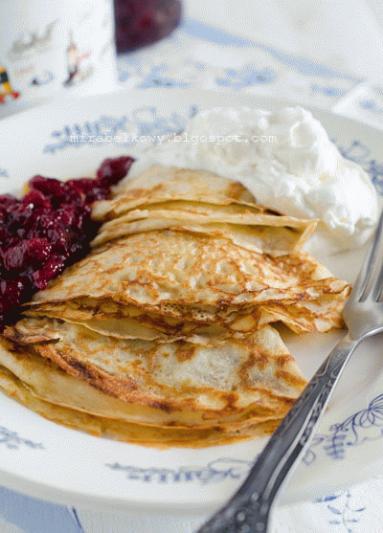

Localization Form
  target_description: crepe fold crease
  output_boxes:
[1,165,350,447]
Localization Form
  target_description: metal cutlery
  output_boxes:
[199,211,383,533]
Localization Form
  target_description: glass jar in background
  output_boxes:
[114,0,182,53]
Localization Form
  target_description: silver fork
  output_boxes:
[198,211,383,533]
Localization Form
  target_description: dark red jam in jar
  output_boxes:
[0,156,134,331]
[114,0,182,53]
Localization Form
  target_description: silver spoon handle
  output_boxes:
[198,334,359,533]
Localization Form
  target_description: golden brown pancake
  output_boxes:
[30,230,348,311]
[91,208,316,251]
[93,165,262,221]
[0,165,350,448]
[0,338,283,433]
[4,320,306,430]
[0,365,280,447]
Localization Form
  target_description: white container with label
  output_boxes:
[0,0,118,114]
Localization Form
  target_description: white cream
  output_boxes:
[130,106,379,253]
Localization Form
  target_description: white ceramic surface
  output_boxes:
[0,89,382,514]
[0,0,117,111]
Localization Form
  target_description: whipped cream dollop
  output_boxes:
[130,106,379,253]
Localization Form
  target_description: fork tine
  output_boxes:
[355,211,383,302]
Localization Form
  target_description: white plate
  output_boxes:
[0,89,382,514]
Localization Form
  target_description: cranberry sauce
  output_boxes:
[0,156,134,331]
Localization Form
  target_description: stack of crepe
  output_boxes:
[1,166,350,447]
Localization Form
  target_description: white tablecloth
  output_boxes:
[1,1,383,531]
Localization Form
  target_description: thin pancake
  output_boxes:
[30,230,349,311]
[5,319,307,427]
[97,202,313,229]
[26,286,347,339]
[92,165,261,221]
[93,219,316,254]
[0,338,281,431]
[25,301,234,343]
[92,210,316,251]
[0,365,280,447]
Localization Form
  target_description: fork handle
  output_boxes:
[198,334,360,533]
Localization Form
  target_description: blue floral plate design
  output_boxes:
[0,89,382,513]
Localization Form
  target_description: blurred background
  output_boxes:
[1,0,383,126]
[114,0,383,81]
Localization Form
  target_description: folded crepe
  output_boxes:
[91,166,317,251]
[0,364,281,447]
[27,229,349,338]
[91,207,316,251]
[3,322,306,441]
[0,165,350,448]
[92,165,264,221]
